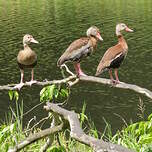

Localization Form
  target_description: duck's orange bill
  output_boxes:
[125,27,133,32]
[96,32,103,41]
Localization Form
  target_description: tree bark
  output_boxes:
[8,123,63,152]
[44,102,134,152]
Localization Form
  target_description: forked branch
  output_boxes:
[44,102,134,152]
[9,102,134,152]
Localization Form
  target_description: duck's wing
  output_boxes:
[57,37,91,66]
[96,43,126,75]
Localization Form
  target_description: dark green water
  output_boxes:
[0,0,152,131]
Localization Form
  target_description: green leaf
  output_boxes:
[49,146,66,152]
[40,85,56,102]
[40,87,47,96]
[148,113,152,121]
[139,133,152,144]
[8,91,13,101]
[60,89,69,98]
[14,91,19,101]
[90,128,98,138]
[54,88,59,98]
[9,123,15,133]
[48,85,56,100]
[8,91,19,101]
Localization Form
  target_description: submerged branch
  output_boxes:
[44,102,134,152]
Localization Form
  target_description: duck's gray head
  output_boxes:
[116,23,133,35]
[86,26,103,41]
[23,34,39,45]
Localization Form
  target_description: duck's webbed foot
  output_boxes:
[112,79,120,85]
[74,63,87,77]
[78,71,87,77]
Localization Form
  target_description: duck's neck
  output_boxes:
[89,36,98,48]
[117,35,128,50]
[116,28,125,43]
[118,35,124,42]
[23,44,30,49]
[116,29,122,37]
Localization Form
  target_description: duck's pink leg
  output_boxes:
[114,68,120,84]
[26,68,37,86]
[20,69,24,83]
[74,63,87,77]
[109,69,115,83]
[14,69,24,90]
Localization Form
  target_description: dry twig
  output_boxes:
[8,123,63,152]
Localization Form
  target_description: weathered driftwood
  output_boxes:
[1,75,152,100]
[8,123,63,152]
[44,102,134,152]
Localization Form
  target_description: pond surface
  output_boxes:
[0,0,152,132]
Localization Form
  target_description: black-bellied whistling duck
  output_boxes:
[57,26,103,76]
[15,34,39,89]
[95,23,133,83]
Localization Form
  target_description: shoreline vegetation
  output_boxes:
[1,97,152,152]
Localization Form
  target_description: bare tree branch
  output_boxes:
[60,64,75,76]
[0,75,76,90]
[44,102,134,152]
[25,115,50,135]
[79,76,152,100]
[1,74,152,100]
[8,123,63,152]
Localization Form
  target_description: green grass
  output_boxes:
[102,113,152,152]
[0,100,93,152]
[1,100,152,152]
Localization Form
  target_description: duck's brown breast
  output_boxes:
[17,47,37,66]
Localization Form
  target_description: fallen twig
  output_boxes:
[8,123,63,152]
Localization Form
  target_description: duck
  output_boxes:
[15,34,39,89]
[95,23,133,83]
[57,26,103,77]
